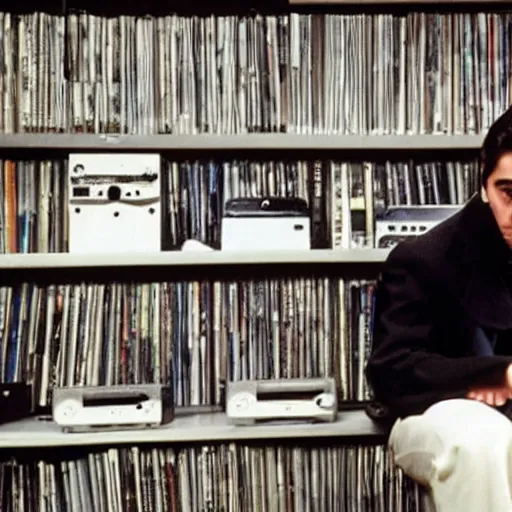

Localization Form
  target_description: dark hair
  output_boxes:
[481,105,512,185]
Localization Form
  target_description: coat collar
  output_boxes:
[455,193,512,330]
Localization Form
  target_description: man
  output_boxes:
[366,105,512,512]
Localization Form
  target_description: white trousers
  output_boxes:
[389,399,512,512]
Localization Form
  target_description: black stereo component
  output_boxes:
[0,383,32,424]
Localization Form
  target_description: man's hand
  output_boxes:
[467,364,512,406]
[467,387,512,406]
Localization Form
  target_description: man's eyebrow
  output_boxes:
[494,179,512,187]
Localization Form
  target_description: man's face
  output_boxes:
[485,151,512,248]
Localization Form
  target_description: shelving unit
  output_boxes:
[1,410,384,449]
[0,0,498,509]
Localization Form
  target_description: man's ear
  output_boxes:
[481,186,489,203]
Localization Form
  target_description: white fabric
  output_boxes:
[181,240,215,251]
[389,399,512,512]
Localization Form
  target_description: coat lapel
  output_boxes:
[456,194,512,330]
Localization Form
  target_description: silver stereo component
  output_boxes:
[376,205,461,249]
[226,377,337,425]
[52,384,174,433]
[68,153,162,253]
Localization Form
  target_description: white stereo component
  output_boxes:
[221,197,311,251]
[68,153,162,253]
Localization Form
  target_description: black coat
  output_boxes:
[366,194,512,422]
